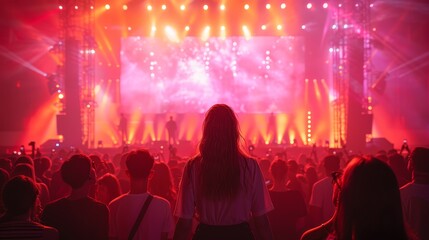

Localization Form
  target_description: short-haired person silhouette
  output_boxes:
[0,176,58,240]
[401,147,429,240]
[11,162,50,209]
[108,149,174,240]
[268,159,307,240]
[308,155,340,227]
[41,154,109,240]
[174,104,274,240]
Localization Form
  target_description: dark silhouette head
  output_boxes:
[409,147,429,174]
[149,162,176,199]
[2,176,38,216]
[323,155,340,175]
[96,173,121,205]
[126,149,154,180]
[11,163,36,180]
[14,155,34,167]
[0,158,12,174]
[34,156,52,177]
[270,159,288,182]
[61,154,92,189]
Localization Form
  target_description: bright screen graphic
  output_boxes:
[120,36,305,113]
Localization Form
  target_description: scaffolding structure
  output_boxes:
[58,0,96,148]
[331,0,372,148]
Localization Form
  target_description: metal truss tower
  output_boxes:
[58,0,96,148]
[331,0,372,150]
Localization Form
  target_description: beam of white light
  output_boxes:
[165,26,180,43]
[0,46,47,76]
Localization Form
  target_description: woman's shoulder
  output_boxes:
[241,156,259,166]
[184,155,201,168]
[239,156,261,175]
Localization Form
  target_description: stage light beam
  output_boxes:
[165,26,179,43]
[201,26,211,41]
[242,25,251,40]
[220,25,226,39]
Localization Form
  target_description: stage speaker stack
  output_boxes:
[57,39,82,147]
[346,37,372,153]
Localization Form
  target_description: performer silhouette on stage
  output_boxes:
[165,116,178,145]
[119,113,128,145]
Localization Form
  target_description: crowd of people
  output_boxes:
[0,104,428,240]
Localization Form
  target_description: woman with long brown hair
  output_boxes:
[302,156,414,240]
[173,104,273,240]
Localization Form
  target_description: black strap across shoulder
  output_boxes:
[128,194,153,240]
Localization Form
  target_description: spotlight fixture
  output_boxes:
[46,74,61,95]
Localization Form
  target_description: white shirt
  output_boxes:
[309,176,335,222]
[109,193,174,240]
[174,157,274,225]
[400,182,429,240]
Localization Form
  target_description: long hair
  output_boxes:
[334,157,409,240]
[149,162,177,203]
[96,173,121,204]
[197,104,244,200]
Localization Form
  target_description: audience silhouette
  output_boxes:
[108,149,174,240]
[0,128,425,240]
[41,154,109,240]
[308,155,340,227]
[321,157,411,240]
[0,176,58,240]
[173,104,274,240]
[148,162,177,210]
[95,173,122,205]
[401,147,429,240]
[268,159,307,240]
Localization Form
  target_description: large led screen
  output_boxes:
[120,36,305,113]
